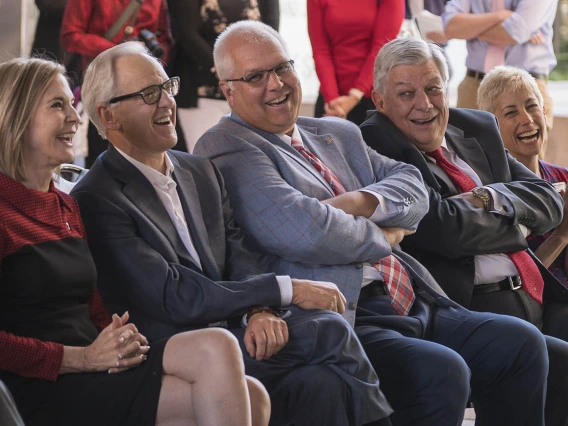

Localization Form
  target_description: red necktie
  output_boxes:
[292,137,415,315]
[291,138,346,196]
[426,147,543,303]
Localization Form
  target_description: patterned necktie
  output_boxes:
[291,138,347,196]
[426,147,544,303]
[483,0,506,73]
[291,137,415,315]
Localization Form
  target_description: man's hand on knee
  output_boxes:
[291,279,346,314]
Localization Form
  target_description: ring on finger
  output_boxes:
[140,354,148,362]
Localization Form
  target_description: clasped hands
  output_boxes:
[83,312,150,374]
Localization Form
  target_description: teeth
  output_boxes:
[267,95,287,105]
[155,117,170,124]
[518,130,538,138]
[58,133,74,138]
[414,117,434,124]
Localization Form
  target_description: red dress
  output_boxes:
[307,0,405,102]
[0,174,168,426]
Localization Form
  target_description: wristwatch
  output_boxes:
[471,187,493,211]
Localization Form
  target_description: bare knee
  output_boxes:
[246,376,270,426]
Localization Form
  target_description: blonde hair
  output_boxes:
[478,66,544,113]
[0,57,65,182]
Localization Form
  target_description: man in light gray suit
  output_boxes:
[72,41,393,426]
[195,20,550,426]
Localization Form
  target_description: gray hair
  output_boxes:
[213,20,289,83]
[373,37,449,93]
[82,42,161,139]
[477,65,544,114]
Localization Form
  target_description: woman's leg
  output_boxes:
[156,328,266,426]
[245,376,271,426]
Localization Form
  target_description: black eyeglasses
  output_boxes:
[224,60,295,85]
[108,76,180,105]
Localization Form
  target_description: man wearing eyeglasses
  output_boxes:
[194,20,551,426]
[71,41,393,426]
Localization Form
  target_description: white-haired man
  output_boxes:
[72,41,393,426]
[195,20,550,426]
[361,36,568,426]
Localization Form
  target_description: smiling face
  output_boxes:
[372,60,448,152]
[493,86,546,163]
[104,55,177,159]
[22,73,80,174]
[219,35,302,135]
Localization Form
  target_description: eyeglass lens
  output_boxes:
[142,78,180,104]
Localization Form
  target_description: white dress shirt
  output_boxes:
[116,148,293,305]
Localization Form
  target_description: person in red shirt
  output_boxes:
[60,0,182,167]
[308,0,405,125]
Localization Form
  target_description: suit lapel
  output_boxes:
[228,113,335,196]
[170,156,220,279]
[103,146,202,271]
[446,124,493,186]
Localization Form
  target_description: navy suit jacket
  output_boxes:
[71,145,281,341]
[361,108,568,307]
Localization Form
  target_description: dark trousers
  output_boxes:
[231,308,392,426]
[356,295,549,426]
[470,288,568,426]
[314,93,376,126]
[0,381,24,426]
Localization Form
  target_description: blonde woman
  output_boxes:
[0,57,269,426]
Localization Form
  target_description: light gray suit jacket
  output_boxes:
[195,113,454,326]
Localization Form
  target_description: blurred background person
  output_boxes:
[168,0,279,152]
[308,0,405,125]
[0,56,269,426]
[60,0,184,167]
[32,0,67,62]
[478,65,568,340]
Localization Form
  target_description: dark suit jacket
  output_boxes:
[361,108,568,307]
[71,145,281,341]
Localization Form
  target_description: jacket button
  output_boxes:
[347,301,357,310]
[354,263,363,269]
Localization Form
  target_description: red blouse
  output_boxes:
[61,0,173,63]
[0,175,111,381]
[308,0,405,101]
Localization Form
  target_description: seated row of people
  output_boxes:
[1,21,568,426]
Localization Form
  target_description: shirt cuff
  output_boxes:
[485,187,514,217]
[361,190,403,222]
[276,275,293,306]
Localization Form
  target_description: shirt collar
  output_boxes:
[115,147,175,187]
[277,125,301,146]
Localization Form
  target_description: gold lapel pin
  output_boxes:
[324,136,333,144]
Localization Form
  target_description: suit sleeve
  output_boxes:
[196,132,405,266]
[400,155,561,259]
[72,190,282,328]
[360,146,430,229]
